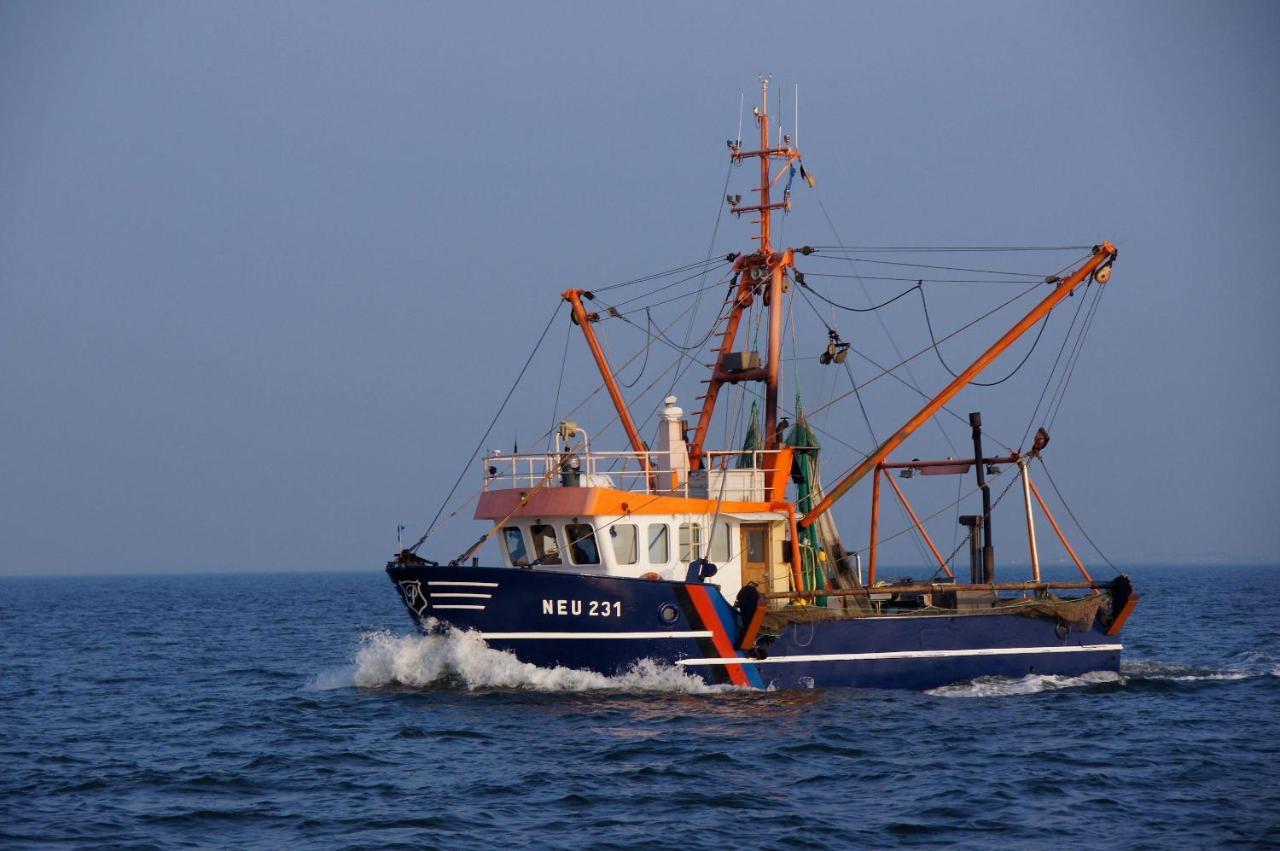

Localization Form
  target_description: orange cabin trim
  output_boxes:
[475,487,782,521]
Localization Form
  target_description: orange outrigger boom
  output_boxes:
[798,241,1117,529]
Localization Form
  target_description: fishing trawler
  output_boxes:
[386,80,1138,690]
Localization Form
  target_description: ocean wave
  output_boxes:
[927,653,1279,698]
[925,670,1122,698]
[310,628,730,694]
[1121,656,1279,682]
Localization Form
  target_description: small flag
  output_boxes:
[800,163,816,188]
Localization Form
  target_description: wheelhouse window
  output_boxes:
[708,522,732,564]
[609,523,638,565]
[679,522,702,563]
[647,524,670,565]
[502,526,529,566]
[530,523,562,565]
[565,523,600,566]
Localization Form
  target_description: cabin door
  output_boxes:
[740,523,770,589]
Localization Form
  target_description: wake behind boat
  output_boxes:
[386,79,1138,690]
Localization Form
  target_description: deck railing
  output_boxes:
[481,448,783,498]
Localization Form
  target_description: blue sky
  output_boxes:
[2,1,1277,574]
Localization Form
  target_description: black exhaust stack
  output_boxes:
[958,515,983,584]
[969,412,995,583]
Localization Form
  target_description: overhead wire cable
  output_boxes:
[1036,456,1120,574]
[544,320,574,452]
[411,300,562,552]
[808,254,1051,279]
[1047,283,1108,430]
[917,282,1052,387]
[815,196,963,459]
[665,160,736,400]
[798,277,921,312]
[805,281,1042,420]
[609,264,732,309]
[1020,280,1093,448]
[791,267,1017,453]
[806,245,1095,253]
[592,256,731,294]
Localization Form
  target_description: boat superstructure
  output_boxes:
[386,79,1137,690]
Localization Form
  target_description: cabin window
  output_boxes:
[708,522,732,564]
[647,524,670,565]
[565,523,600,566]
[678,523,702,563]
[530,523,562,565]
[609,524,638,565]
[502,526,529,566]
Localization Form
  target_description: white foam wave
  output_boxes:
[926,670,1122,698]
[311,628,730,694]
[1121,658,1275,682]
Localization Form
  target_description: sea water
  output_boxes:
[2,565,1277,848]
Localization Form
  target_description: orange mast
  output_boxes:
[799,243,1118,529]
[562,288,654,488]
[689,77,802,463]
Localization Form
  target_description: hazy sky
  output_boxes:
[2,1,1277,575]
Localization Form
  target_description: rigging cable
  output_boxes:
[791,275,1015,452]
[666,160,737,398]
[1046,283,1108,430]
[917,281,1052,387]
[1019,280,1093,448]
[806,281,1042,420]
[1036,456,1120,574]
[808,254,1050,279]
[609,263,732,310]
[616,309,653,388]
[592,256,731,294]
[806,245,1094,253]
[798,276,921,313]
[815,197,964,460]
[544,320,574,452]
[409,300,562,553]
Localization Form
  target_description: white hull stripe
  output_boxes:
[429,593,492,599]
[433,604,486,611]
[478,631,713,640]
[428,581,499,588]
[675,644,1124,666]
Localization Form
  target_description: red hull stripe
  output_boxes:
[686,585,749,686]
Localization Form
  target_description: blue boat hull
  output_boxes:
[385,563,1126,690]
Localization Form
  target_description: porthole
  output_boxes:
[658,603,680,625]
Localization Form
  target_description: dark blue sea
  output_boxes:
[2,565,1277,849]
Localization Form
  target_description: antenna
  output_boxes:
[795,84,799,148]
[736,92,744,146]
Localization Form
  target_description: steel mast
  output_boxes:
[689,77,802,463]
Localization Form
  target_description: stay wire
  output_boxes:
[809,254,1051,279]
[410,300,562,553]
[806,245,1094,253]
[1036,456,1120,574]
[805,282,1042,421]
[616,310,653,389]
[1020,280,1092,448]
[798,276,921,313]
[1047,283,1107,430]
[815,197,961,458]
[792,277,1016,452]
[592,256,730,294]
[545,320,574,452]
[609,263,732,310]
[666,160,736,399]
[917,282,1052,387]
